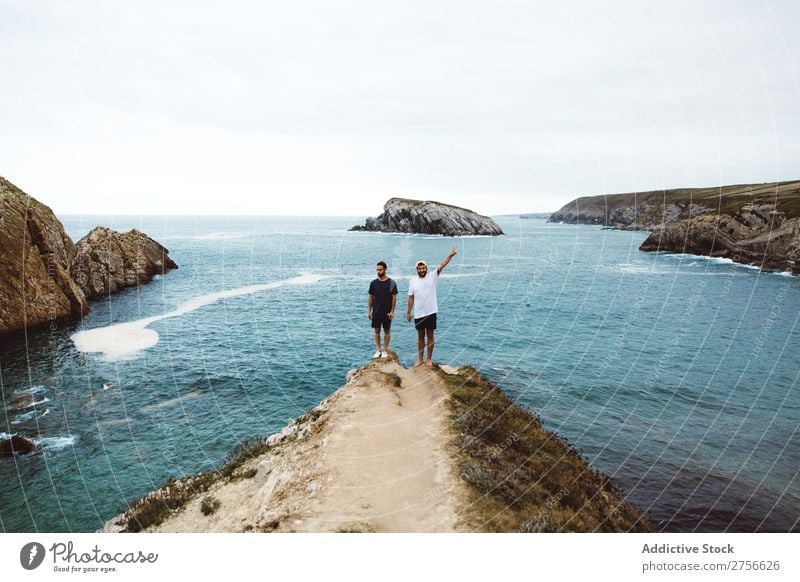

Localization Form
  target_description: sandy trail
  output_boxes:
[148,352,468,533]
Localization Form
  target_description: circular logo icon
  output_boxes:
[20,542,46,570]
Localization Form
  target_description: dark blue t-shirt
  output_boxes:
[368,277,398,318]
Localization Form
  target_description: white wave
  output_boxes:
[11,411,35,424]
[36,435,76,450]
[11,408,50,425]
[71,273,329,361]
[0,432,74,451]
[8,397,51,412]
[12,385,47,397]
[665,254,763,271]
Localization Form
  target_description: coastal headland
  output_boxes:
[547,180,800,274]
[105,352,653,533]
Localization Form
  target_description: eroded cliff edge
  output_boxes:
[0,176,178,336]
[548,180,800,273]
[104,354,653,533]
[350,197,504,236]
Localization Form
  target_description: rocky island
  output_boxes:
[71,226,178,300]
[104,353,652,533]
[548,180,800,274]
[0,176,178,336]
[350,197,504,236]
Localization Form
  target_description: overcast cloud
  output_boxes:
[1,0,798,215]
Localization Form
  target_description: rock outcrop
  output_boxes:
[549,180,800,273]
[0,177,90,334]
[640,204,800,274]
[0,176,178,335]
[0,434,38,457]
[350,198,503,236]
[104,353,652,533]
[548,181,800,230]
[70,227,178,300]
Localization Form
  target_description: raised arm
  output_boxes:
[437,245,458,274]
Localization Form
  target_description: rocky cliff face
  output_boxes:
[548,181,800,231]
[0,177,90,334]
[350,198,504,236]
[548,189,717,230]
[0,176,178,336]
[70,227,178,300]
[640,204,800,274]
[549,181,800,273]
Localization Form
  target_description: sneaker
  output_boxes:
[380,351,388,359]
[373,350,381,359]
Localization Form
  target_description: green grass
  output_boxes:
[200,496,221,516]
[558,180,800,222]
[441,367,654,532]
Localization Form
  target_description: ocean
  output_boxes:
[1,215,798,532]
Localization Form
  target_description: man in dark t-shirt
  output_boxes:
[368,261,398,359]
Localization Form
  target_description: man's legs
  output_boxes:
[415,327,425,366]
[373,328,382,351]
[425,329,435,366]
[382,330,391,352]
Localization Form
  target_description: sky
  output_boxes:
[1,0,798,216]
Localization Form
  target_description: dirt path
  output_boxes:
[147,353,469,532]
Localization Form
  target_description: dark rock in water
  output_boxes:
[350,198,503,236]
[0,434,38,456]
[0,176,90,335]
[70,227,179,300]
[639,203,800,274]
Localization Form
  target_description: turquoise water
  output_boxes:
[1,215,798,532]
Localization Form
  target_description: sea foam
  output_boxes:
[71,273,328,361]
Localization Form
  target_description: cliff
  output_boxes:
[549,180,800,273]
[104,353,653,533]
[71,226,178,300]
[640,203,800,274]
[350,198,504,236]
[548,180,800,230]
[0,176,178,336]
[0,176,90,334]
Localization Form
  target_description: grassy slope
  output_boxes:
[556,180,800,221]
[442,367,654,532]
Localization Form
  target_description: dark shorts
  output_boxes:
[371,316,392,332]
[414,313,437,331]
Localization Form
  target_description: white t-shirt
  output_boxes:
[408,268,439,318]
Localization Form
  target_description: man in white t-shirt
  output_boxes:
[406,245,457,367]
